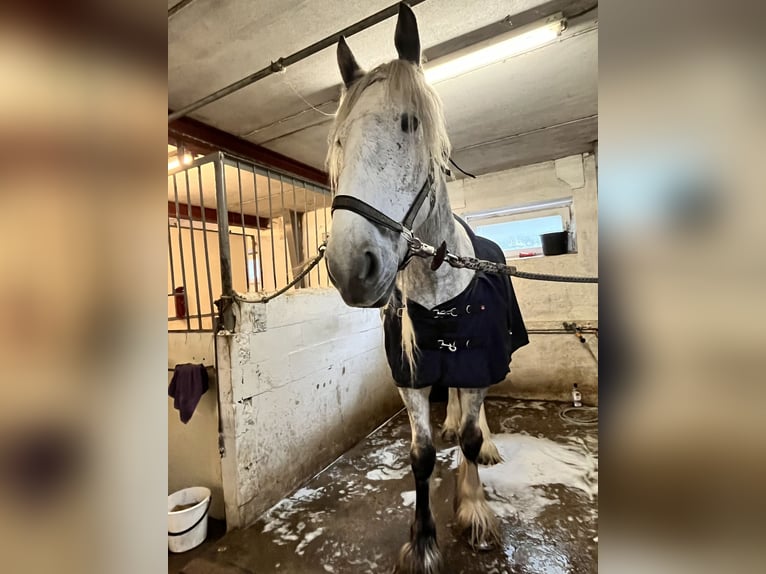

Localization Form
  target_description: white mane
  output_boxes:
[326,59,451,190]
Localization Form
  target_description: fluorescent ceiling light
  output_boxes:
[424,13,566,84]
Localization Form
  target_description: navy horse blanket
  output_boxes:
[384,216,529,389]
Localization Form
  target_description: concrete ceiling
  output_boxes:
[169,0,598,177]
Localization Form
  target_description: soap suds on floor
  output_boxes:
[295,527,324,555]
[509,400,548,410]
[291,487,325,502]
[261,487,328,546]
[246,402,597,574]
[441,433,598,523]
[436,445,459,469]
[366,466,410,481]
[363,439,410,481]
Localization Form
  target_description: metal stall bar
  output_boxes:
[291,176,302,287]
[196,165,216,327]
[235,161,250,292]
[278,174,290,285]
[214,154,234,331]
[301,183,307,282]
[167,217,178,317]
[251,165,265,292]
[266,170,278,291]
[168,0,429,122]
[283,176,303,289]
[300,182,308,286]
[322,185,329,286]
[297,178,307,287]
[313,184,321,286]
[172,173,192,331]
[294,212,305,286]
[184,168,204,329]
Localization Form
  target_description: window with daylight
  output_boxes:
[467,198,574,259]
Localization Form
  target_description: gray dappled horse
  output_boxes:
[324,4,528,573]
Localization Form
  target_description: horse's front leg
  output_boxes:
[454,388,501,550]
[396,387,442,574]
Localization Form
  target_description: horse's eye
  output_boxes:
[335,138,342,149]
[400,113,419,133]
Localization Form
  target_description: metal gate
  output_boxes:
[168,152,332,331]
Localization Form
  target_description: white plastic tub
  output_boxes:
[167,486,211,553]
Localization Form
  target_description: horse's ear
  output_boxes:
[394,3,420,64]
[337,36,363,88]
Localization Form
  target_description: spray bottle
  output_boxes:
[572,383,582,407]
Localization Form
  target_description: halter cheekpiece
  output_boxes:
[330,165,436,269]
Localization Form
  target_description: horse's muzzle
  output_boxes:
[325,245,396,308]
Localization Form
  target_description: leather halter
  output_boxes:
[330,166,436,269]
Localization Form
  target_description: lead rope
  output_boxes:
[232,242,328,304]
[406,234,599,283]
[448,254,598,283]
[230,230,596,308]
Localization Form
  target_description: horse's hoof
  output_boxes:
[455,499,501,552]
[440,427,458,443]
[463,528,499,552]
[395,537,443,574]
[477,440,503,466]
[458,522,499,552]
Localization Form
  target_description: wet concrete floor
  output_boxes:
[174,399,598,574]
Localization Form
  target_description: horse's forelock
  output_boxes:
[326,60,451,191]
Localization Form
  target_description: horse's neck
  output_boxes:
[400,177,475,309]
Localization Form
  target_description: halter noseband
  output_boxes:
[330,166,436,269]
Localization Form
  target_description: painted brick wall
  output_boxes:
[217,288,401,528]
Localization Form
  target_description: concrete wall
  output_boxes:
[216,288,400,529]
[447,153,598,403]
[168,332,225,519]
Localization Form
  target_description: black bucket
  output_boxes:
[540,231,569,256]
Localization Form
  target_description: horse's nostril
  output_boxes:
[361,250,378,282]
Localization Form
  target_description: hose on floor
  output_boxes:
[559,406,598,426]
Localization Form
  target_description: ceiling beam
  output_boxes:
[451,115,597,175]
[454,114,598,153]
[168,114,329,187]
